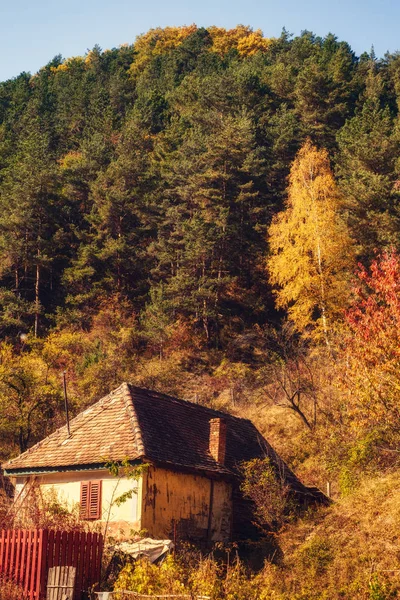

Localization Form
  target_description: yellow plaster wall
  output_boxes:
[15,471,142,530]
[141,466,232,542]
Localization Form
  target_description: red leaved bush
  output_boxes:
[346,248,400,345]
[343,249,400,429]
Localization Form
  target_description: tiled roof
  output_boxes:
[2,383,314,496]
[3,383,140,473]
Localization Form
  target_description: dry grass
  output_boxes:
[267,471,400,599]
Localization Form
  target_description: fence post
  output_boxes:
[38,529,48,599]
[9,529,16,578]
[24,530,33,597]
[29,529,38,600]
[19,529,27,586]
[0,529,5,573]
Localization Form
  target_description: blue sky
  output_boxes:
[1,0,399,81]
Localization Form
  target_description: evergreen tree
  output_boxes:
[336,68,400,260]
[63,119,154,322]
[0,111,62,335]
[148,110,267,344]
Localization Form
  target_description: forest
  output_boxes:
[1,24,400,598]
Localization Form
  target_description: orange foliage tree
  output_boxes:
[343,249,400,430]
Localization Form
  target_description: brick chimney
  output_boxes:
[209,418,227,464]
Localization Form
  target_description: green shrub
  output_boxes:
[296,535,333,577]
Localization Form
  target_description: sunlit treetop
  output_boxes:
[208,25,274,57]
[129,24,274,76]
[49,56,85,74]
[129,25,198,76]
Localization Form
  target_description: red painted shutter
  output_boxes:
[80,482,89,519]
[88,481,102,520]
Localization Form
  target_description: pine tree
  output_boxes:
[148,111,267,344]
[336,67,400,261]
[63,119,154,321]
[0,112,61,336]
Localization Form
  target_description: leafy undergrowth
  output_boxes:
[0,577,27,600]
[113,472,400,599]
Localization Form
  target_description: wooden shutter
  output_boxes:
[80,482,89,519]
[80,481,102,520]
[88,481,102,520]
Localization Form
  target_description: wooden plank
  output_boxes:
[76,531,86,599]
[0,529,5,574]
[70,531,79,599]
[9,528,16,578]
[60,531,68,569]
[66,531,73,567]
[38,529,48,600]
[72,531,79,569]
[35,530,44,600]
[48,530,55,570]
[90,532,98,590]
[96,534,104,591]
[0,529,5,573]
[54,531,61,567]
[29,529,38,600]
[19,529,27,586]
[61,565,67,594]
[65,565,76,598]
[24,530,33,597]
[4,529,11,577]
[14,530,22,584]
[47,566,56,600]
[55,562,61,600]
[82,532,92,593]
[17,530,22,578]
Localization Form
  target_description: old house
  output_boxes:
[3,383,322,542]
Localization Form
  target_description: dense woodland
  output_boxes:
[2,25,400,598]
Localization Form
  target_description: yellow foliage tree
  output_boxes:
[209,25,273,57]
[130,25,198,76]
[50,57,85,74]
[0,343,63,455]
[267,140,354,346]
[129,25,273,76]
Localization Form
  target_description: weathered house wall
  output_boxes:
[15,467,232,543]
[141,466,232,542]
[15,470,142,533]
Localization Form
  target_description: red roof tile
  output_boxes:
[3,383,140,472]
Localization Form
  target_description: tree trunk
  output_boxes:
[306,167,331,352]
[15,268,19,296]
[34,259,40,338]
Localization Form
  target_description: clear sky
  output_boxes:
[1,0,399,81]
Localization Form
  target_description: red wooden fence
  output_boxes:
[0,529,103,599]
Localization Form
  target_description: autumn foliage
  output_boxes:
[1,24,400,599]
[268,140,354,345]
[344,249,400,429]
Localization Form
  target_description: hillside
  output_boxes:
[1,24,400,599]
